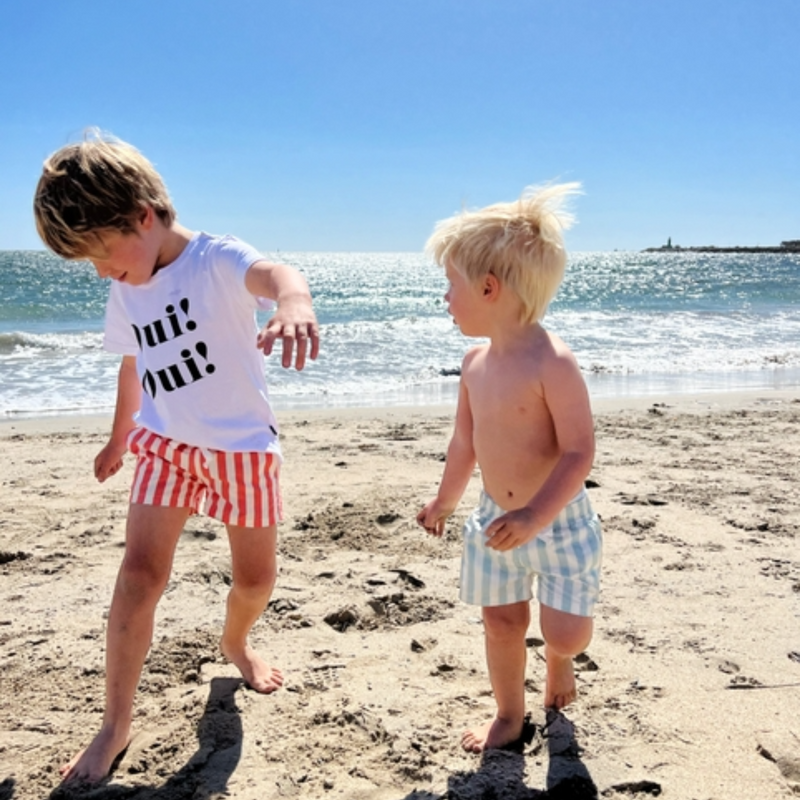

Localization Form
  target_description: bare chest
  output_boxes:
[465,366,554,446]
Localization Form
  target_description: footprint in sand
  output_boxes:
[0,550,31,565]
[757,732,800,792]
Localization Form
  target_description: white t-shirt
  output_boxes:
[103,232,281,456]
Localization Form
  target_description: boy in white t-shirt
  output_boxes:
[34,131,320,784]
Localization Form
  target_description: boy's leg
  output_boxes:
[462,600,530,753]
[61,504,191,784]
[539,604,593,710]
[221,523,283,693]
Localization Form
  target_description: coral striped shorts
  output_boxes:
[460,488,602,616]
[127,428,283,528]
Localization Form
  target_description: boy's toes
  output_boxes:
[249,666,283,694]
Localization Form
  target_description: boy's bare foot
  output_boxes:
[59,726,131,784]
[221,641,283,693]
[461,716,523,753]
[544,646,577,709]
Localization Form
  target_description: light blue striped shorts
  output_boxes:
[460,488,602,617]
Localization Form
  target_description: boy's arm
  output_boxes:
[244,261,320,370]
[95,356,140,483]
[417,372,477,536]
[485,348,595,551]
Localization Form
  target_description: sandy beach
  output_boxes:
[1,390,799,799]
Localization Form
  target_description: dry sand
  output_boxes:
[1,391,799,799]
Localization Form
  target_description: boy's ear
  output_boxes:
[482,272,500,299]
[138,205,155,230]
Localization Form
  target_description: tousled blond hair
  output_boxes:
[426,182,580,323]
[33,130,176,259]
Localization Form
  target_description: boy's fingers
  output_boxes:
[418,514,435,532]
[308,324,321,360]
[280,325,296,368]
[259,318,319,370]
[258,326,278,356]
[486,522,512,550]
[485,518,504,538]
[95,458,121,483]
[293,329,309,371]
[416,508,443,536]
[294,322,320,368]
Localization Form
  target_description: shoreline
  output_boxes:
[2,385,798,437]
[5,361,800,428]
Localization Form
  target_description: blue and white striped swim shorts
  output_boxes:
[460,488,602,616]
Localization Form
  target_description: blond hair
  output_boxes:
[426,182,580,323]
[33,130,176,259]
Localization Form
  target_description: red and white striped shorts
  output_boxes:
[127,428,283,528]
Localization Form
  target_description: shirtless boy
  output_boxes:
[417,183,602,753]
[34,131,319,782]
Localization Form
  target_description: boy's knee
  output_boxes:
[232,566,277,596]
[483,603,530,640]
[541,609,593,655]
[118,556,171,598]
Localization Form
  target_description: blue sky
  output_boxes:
[1,0,798,252]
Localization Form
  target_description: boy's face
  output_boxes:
[83,212,160,285]
[444,261,489,337]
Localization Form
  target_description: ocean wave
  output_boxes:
[0,330,103,356]
[1,250,799,415]
[0,403,115,419]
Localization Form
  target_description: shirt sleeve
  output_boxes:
[216,236,277,313]
[102,282,139,356]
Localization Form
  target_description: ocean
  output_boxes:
[2,249,800,419]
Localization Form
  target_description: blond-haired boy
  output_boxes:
[417,183,602,753]
[34,131,319,782]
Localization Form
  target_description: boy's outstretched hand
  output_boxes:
[246,260,320,370]
[257,302,320,370]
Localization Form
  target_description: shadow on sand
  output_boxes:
[47,676,244,800]
[42,690,598,799]
[400,710,597,800]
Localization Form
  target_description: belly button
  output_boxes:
[507,491,514,498]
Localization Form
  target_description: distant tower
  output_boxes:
[667,237,672,249]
